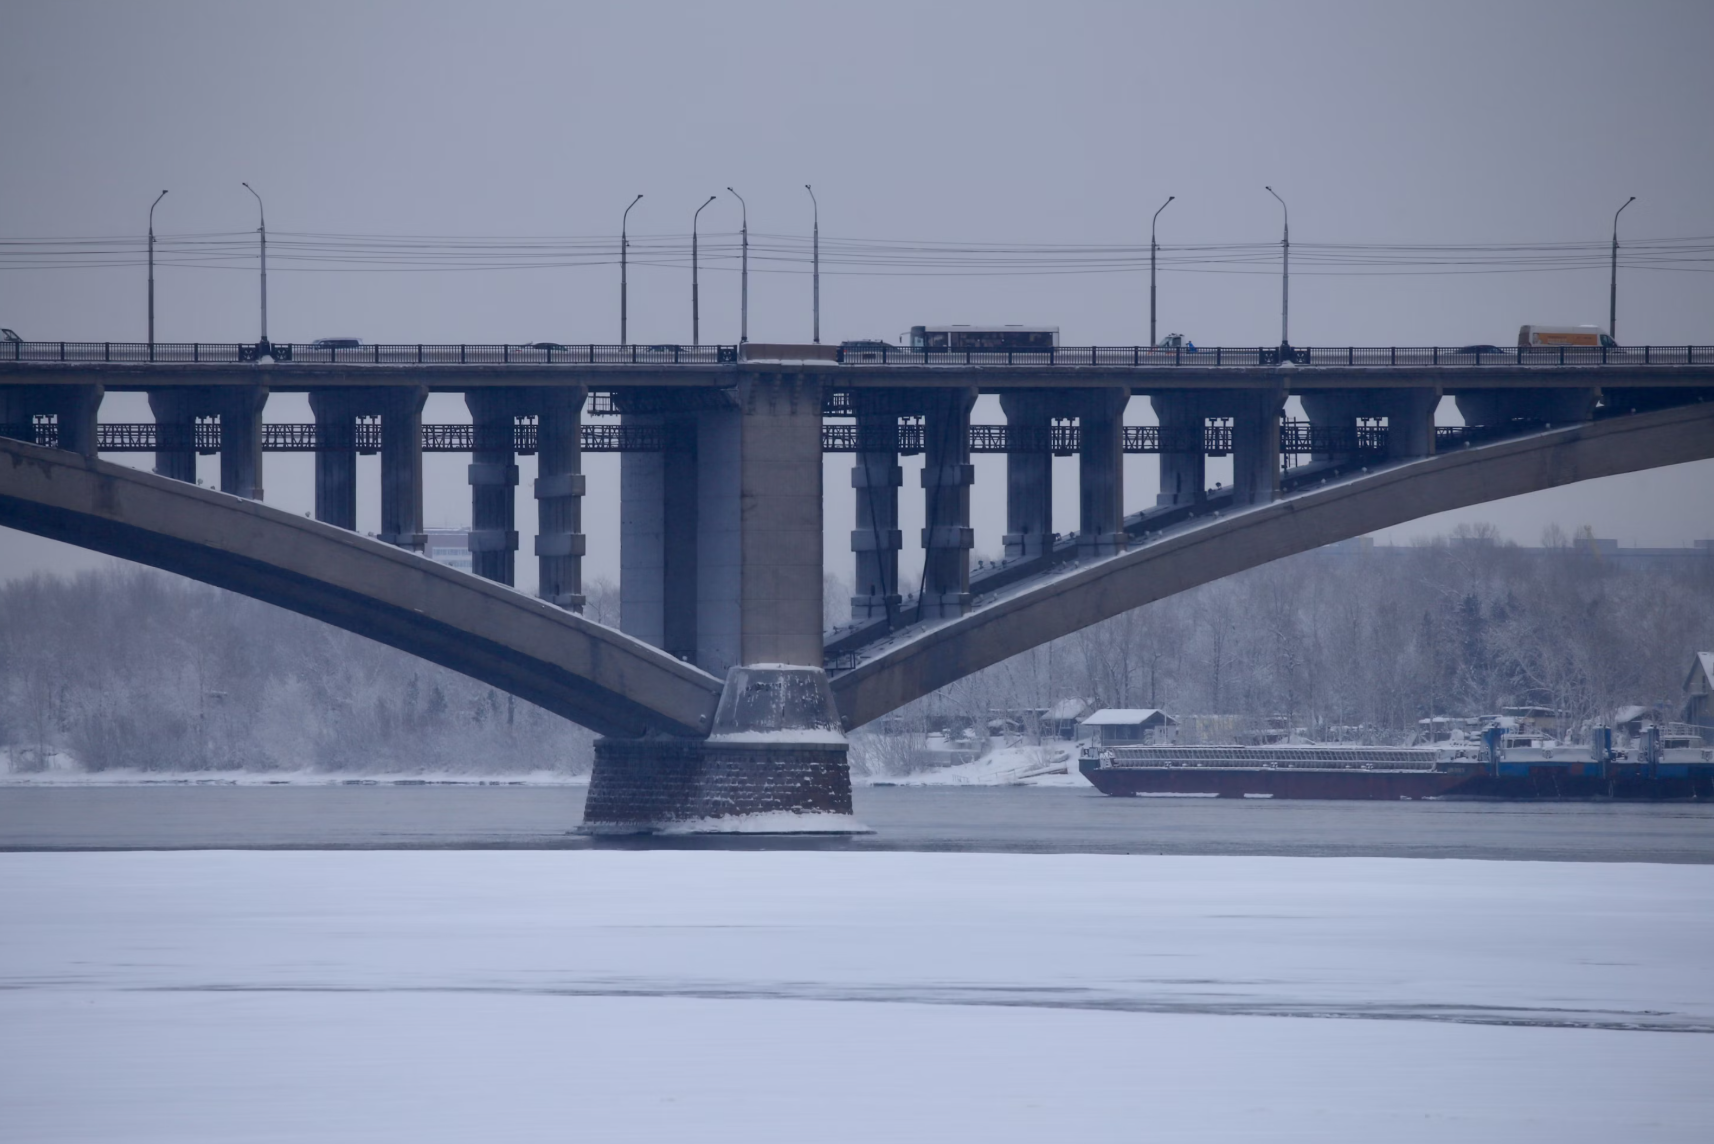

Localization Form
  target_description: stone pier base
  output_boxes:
[580,665,858,834]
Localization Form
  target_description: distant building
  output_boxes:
[1077,709,1178,746]
[423,527,472,574]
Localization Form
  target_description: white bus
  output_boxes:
[909,324,1058,352]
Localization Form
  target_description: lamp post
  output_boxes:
[1610,195,1635,343]
[147,189,167,349]
[241,183,267,344]
[805,184,819,344]
[1264,186,1289,349]
[620,193,643,346]
[692,194,716,346]
[727,187,748,343]
[1149,194,1173,349]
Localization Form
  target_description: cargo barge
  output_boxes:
[1079,733,1714,800]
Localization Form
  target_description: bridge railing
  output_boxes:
[5,340,1712,367]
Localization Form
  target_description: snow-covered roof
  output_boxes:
[1079,708,1177,727]
[1612,704,1655,725]
[1687,653,1714,693]
[1045,697,1093,720]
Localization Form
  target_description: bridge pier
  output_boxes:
[1456,387,1600,430]
[619,409,700,659]
[147,389,199,482]
[378,387,427,553]
[850,391,903,623]
[1077,388,1128,557]
[591,366,848,832]
[307,390,363,530]
[465,389,523,586]
[534,385,587,609]
[999,391,1055,561]
[1230,387,1285,507]
[213,387,267,500]
[918,386,977,619]
[1302,387,1439,465]
[1,384,102,458]
[1152,392,1209,508]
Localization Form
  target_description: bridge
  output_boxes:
[4,339,1712,831]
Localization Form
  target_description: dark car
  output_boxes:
[1454,344,1508,355]
[527,342,569,351]
[311,337,362,350]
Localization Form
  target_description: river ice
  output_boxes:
[3,850,1711,1141]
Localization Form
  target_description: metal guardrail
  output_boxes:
[4,340,1711,368]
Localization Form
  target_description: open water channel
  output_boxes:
[4,783,1714,861]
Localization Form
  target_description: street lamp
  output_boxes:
[1610,195,1635,344]
[805,184,819,344]
[148,189,167,349]
[727,186,748,344]
[692,194,716,346]
[241,182,267,344]
[1150,195,1173,349]
[1264,186,1289,349]
[620,193,643,346]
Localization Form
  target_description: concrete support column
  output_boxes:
[378,386,426,552]
[663,415,700,663]
[1299,391,1359,466]
[850,392,903,622]
[1231,387,1286,508]
[0,385,103,457]
[1151,392,1208,508]
[736,372,825,667]
[998,391,1054,561]
[1077,388,1128,558]
[465,389,523,586]
[1456,388,1600,429]
[147,389,199,482]
[534,385,587,609]
[1382,387,1439,461]
[619,414,666,649]
[919,386,977,620]
[307,390,361,529]
[212,386,266,499]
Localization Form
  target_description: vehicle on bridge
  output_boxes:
[909,325,1058,352]
[311,337,362,350]
[1519,324,1618,349]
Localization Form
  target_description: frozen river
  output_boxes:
[4,782,1714,861]
[4,849,1713,1142]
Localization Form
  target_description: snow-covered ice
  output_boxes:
[3,851,1712,1141]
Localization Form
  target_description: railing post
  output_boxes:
[1348,347,1353,366]
[1391,346,1396,366]
[461,344,467,364]
[1432,346,1438,365]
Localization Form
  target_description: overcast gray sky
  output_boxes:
[4,0,1712,589]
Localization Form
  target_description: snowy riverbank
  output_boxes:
[4,850,1711,1141]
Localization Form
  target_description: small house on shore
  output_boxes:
[1077,709,1178,747]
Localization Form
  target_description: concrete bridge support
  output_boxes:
[1301,387,1439,465]
[307,390,362,531]
[1152,392,1208,509]
[214,386,267,501]
[2,384,102,458]
[850,391,904,623]
[465,389,523,586]
[1077,388,1128,557]
[999,391,1055,561]
[590,370,848,833]
[1230,387,1286,507]
[147,389,199,483]
[534,385,587,609]
[378,386,426,553]
[919,386,977,620]
[619,412,700,659]
[1457,388,1600,429]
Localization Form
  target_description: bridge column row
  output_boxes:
[302,388,425,551]
[850,392,903,623]
[1300,387,1440,466]
[918,387,977,621]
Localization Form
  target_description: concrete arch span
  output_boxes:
[0,437,723,738]
[829,403,1714,730]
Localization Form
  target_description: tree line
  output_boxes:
[2,526,1709,773]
